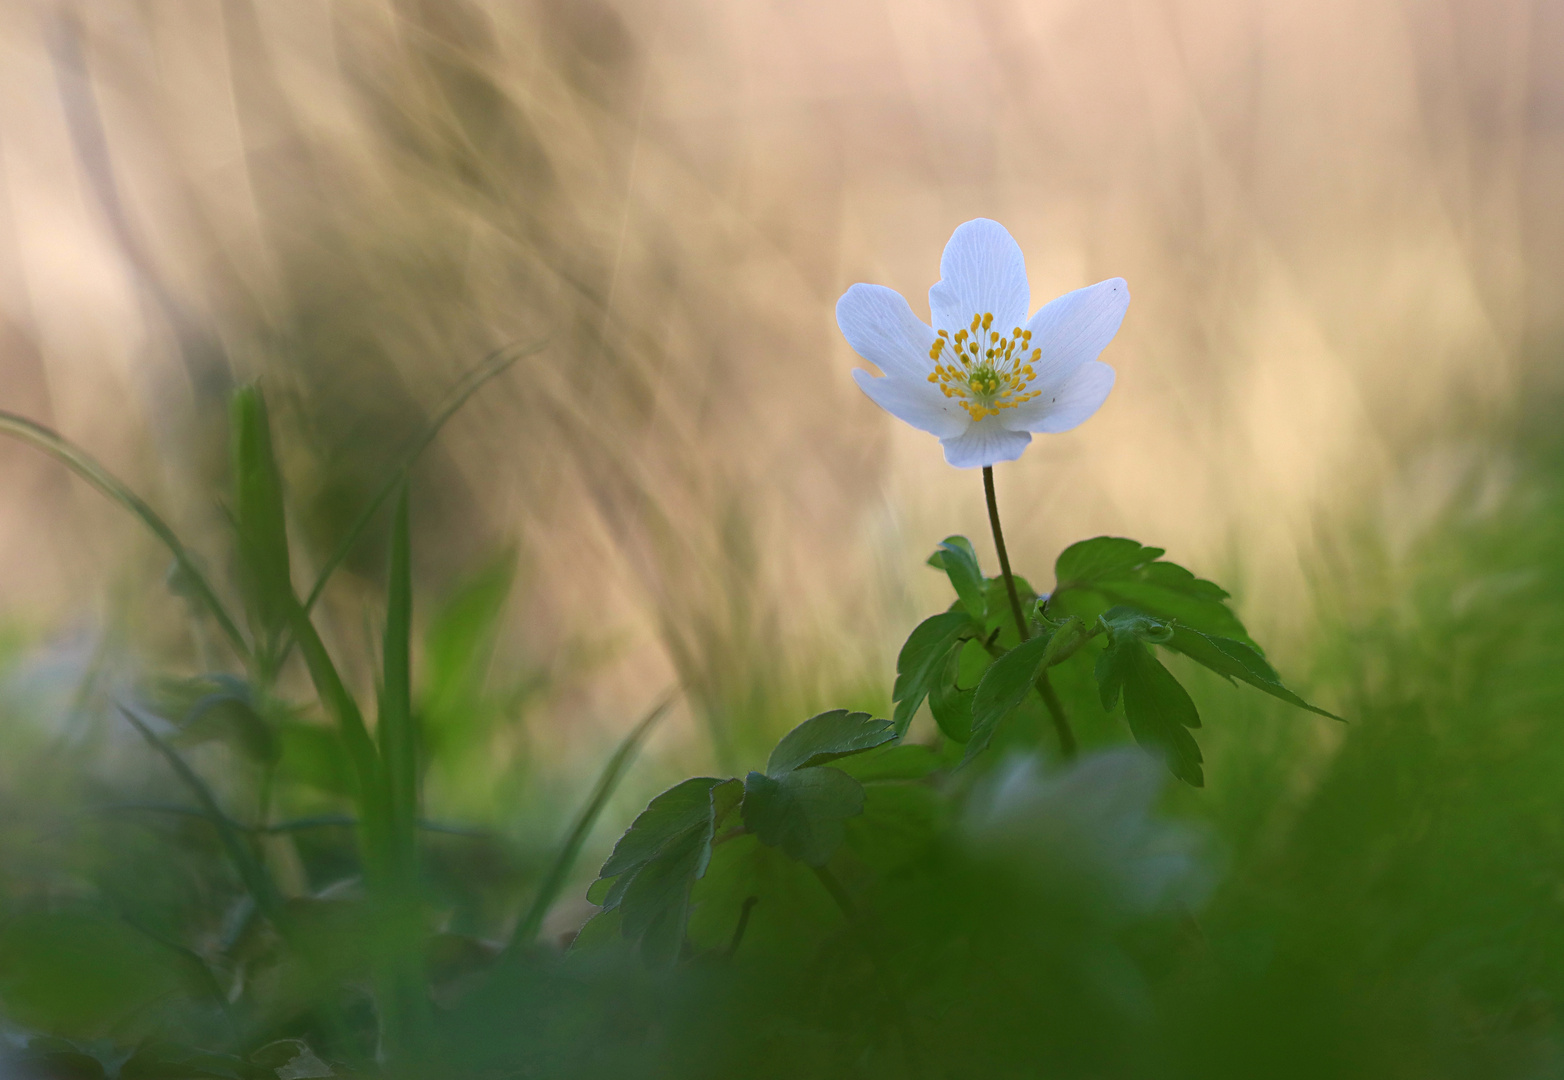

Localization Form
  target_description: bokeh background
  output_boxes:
[2,0,1564,1069]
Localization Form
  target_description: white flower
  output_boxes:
[838,219,1129,469]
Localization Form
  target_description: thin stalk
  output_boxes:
[1035,671,1077,759]
[982,466,1029,642]
[118,707,287,932]
[985,466,1076,756]
[0,412,250,661]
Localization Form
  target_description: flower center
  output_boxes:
[925,312,1043,421]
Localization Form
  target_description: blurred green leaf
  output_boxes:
[567,906,624,955]
[277,720,354,798]
[119,707,288,928]
[742,767,866,867]
[230,385,296,651]
[422,549,516,733]
[685,832,839,958]
[13,1042,108,1080]
[249,1041,332,1080]
[928,535,986,619]
[121,1043,257,1080]
[843,782,945,876]
[1096,639,1204,786]
[766,709,895,775]
[0,912,188,1038]
[175,678,279,766]
[893,611,980,735]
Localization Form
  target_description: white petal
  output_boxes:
[1003,360,1116,434]
[836,283,937,379]
[939,418,1033,469]
[928,219,1031,335]
[1023,277,1130,389]
[853,368,970,438]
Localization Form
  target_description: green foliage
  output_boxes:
[904,532,1336,785]
[968,619,1083,755]
[1166,624,1344,721]
[927,535,985,618]
[0,373,1391,1078]
[891,611,978,734]
[1051,535,1251,641]
[1096,635,1204,785]
[585,777,742,965]
[742,767,864,866]
[765,709,896,774]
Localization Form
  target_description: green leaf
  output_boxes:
[422,550,516,728]
[1052,536,1249,642]
[968,631,1053,746]
[742,767,866,866]
[685,833,839,958]
[766,709,896,775]
[0,913,188,1039]
[1096,640,1204,786]
[119,707,289,929]
[568,906,624,954]
[591,776,741,965]
[892,611,980,734]
[966,618,1091,760]
[928,535,986,618]
[1098,605,1175,646]
[173,676,279,765]
[1056,537,1166,584]
[230,385,295,648]
[928,646,977,743]
[1166,625,1345,721]
[982,573,1039,644]
[831,743,943,782]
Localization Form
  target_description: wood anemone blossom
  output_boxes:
[837,218,1129,468]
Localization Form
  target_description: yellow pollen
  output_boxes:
[928,311,1044,421]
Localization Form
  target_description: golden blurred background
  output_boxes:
[0,0,1557,794]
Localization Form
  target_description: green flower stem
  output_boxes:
[983,466,1029,643]
[1035,671,1077,759]
[985,466,1076,757]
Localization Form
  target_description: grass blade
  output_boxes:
[508,691,676,950]
[229,386,295,657]
[0,412,250,661]
[302,338,547,615]
[285,600,385,836]
[118,705,285,930]
[380,484,417,873]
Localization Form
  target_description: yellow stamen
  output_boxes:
[927,310,1045,421]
